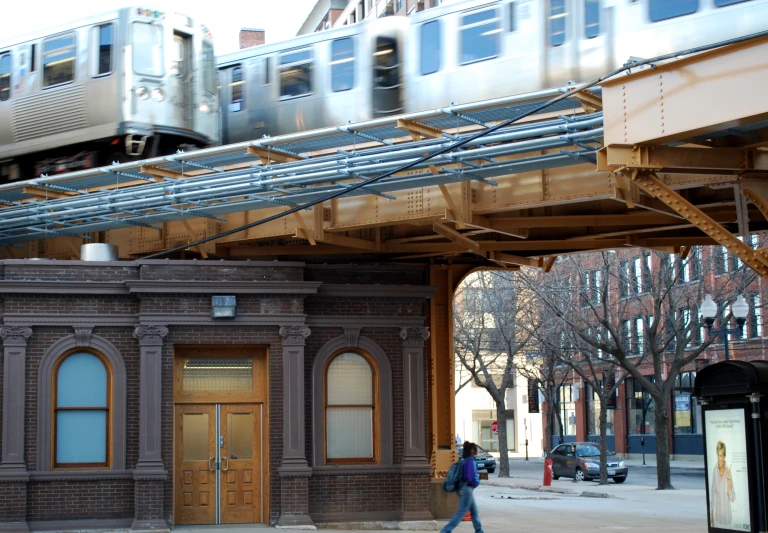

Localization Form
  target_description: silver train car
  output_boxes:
[217,16,407,144]
[218,0,768,144]
[0,7,220,180]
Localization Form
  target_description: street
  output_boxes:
[499,459,705,490]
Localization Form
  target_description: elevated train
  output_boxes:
[217,0,768,142]
[2,0,768,184]
[0,7,219,180]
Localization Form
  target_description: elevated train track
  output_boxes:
[0,33,767,275]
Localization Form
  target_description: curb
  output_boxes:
[581,491,617,499]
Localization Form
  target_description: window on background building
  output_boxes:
[649,0,698,21]
[559,384,577,436]
[54,352,111,467]
[586,382,614,436]
[325,352,377,462]
[331,37,355,92]
[396,0,403,12]
[667,254,679,283]
[643,252,652,293]
[420,20,441,75]
[690,247,702,281]
[279,48,313,98]
[673,372,702,434]
[621,319,632,354]
[626,377,655,435]
[44,33,77,87]
[549,0,566,46]
[459,7,501,65]
[749,293,763,339]
[634,316,644,355]
[633,257,643,294]
[619,260,630,298]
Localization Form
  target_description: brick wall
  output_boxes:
[239,30,265,49]
[134,480,164,522]
[26,480,134,521]
[0,482,26,523]
[304,297,424,317]
[308,474,401,520]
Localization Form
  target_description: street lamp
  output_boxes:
[700,294,749,361]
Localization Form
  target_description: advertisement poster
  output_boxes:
[705,408,751,532]
[675,395,691,428]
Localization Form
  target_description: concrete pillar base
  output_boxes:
[427,480,459,520]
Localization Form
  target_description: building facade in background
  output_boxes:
[547,241,766,460]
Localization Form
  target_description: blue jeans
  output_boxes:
[440,485,483,533]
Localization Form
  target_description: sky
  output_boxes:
[0,0,320,55]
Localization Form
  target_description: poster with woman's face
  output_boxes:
[705,408,751,532]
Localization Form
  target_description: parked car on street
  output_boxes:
[551,442,628,483]
[456,445,497,474]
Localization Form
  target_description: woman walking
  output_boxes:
[441,441,484,533]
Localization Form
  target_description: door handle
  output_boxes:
[209,457,216,471]
[221,457,229,472]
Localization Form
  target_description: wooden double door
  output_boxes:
[175,403,263,525]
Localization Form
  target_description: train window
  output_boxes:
[459,8,501,65]
[549,0,566,46]
[0,53,10,102]
[508,2,517,33]
[264,57,272,85]
[420,21,441,75]
[649,0,698,22]
[43,33,76,87]
[715,0,751,6]
[230,66,244,112]
[279,48,313,99]
[132,22,164,76]
[331,38,355,92]
[30,44,36,72]
[373,37,399,89]
[585,0,600,38]
[202,42,216,94]
[91,24,113,77]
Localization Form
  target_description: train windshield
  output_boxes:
[132,22,164,76]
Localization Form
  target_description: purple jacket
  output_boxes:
[462,458,480,488]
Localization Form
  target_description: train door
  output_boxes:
[221,64,248,144]
[170,33,193,130]
[372,36,403,117]
[543,0,578,87]
[577,0,612,81]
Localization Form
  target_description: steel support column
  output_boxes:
[628,171,768,278]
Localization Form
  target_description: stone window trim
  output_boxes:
[37,331,127,472]
[311,334,393,468]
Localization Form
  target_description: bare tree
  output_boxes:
[521,246,757,489]
[453,270,533,478]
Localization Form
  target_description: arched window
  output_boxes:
[54,352,111,468]
[325,351,377,462]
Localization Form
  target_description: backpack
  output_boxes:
[443,459,465,492]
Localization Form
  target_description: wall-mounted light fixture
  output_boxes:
[212,295,236,318]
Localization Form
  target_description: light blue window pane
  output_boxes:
[57,353,107,407]
[56,410,107,463]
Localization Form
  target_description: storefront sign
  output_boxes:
[528,378,539,413]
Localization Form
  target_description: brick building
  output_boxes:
[545,242,766,460]
[0,259,436,531]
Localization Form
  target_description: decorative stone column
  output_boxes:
[132,325,169,531]
[0,326,32,532]
[277,326,315,529]
[399,327,434,523]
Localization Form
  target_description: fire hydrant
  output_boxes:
[543,458,554,486]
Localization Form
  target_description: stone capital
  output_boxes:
[343,327,361,348]
[279,326,311,346]
[399,327,430,346]
[133,325,169,346]
[0,326,32,347]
